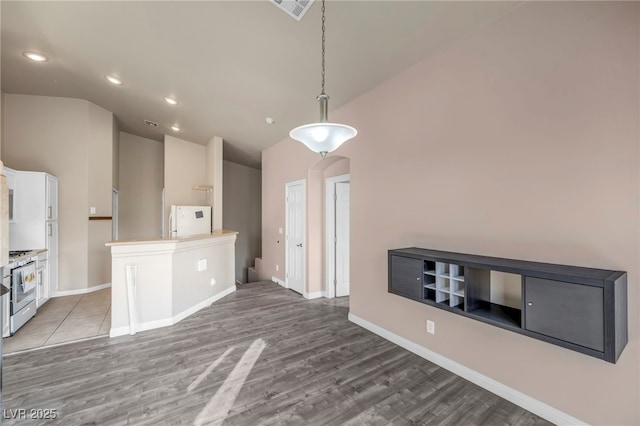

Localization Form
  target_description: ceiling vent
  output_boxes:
[271,0,315,21]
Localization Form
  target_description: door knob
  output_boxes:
[296,243,303,248]
[527,302,533,306]
[416,277,420,281]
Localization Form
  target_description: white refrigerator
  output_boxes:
[169,205,212,237]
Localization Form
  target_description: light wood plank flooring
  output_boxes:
[2,282,550,425]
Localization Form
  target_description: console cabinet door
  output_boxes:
[525,277,604,352]
[390,255,422,300]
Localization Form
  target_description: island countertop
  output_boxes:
[106,229,238,247]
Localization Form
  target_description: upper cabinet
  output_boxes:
[46,174,58,221]
[10,171,58,251]
[3,167,16,222]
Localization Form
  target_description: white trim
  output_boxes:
[325,173,350,299]
[271,276,287,288]
[112,187,119,241]
[285,179,306,295]
[348,313,586,426]
[51,282,111,298]
[110,285,237,338]
[303,291,323,300]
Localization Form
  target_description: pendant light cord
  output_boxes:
[320,0,326,96]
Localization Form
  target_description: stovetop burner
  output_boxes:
[9,250,35,258]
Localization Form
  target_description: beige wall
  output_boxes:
[164,135,208,236]
[3,94,115,291]
[0,91,4,159]
[223,160,261,283]
[88,103,113,215]
[324,158,350,180]
[86,103,115,286]
[118,132,164,240]
[88,221,111,286]
[260,3,639,424]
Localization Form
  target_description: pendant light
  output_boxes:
[289,0,357,159]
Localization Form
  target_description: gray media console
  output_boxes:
[388,248,627,363]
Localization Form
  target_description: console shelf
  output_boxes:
[388,247,627,363]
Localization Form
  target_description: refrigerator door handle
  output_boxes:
[48,223,52,237]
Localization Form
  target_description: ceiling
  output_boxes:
[1,1,521,169]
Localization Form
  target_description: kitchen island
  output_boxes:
[106,230,237,337]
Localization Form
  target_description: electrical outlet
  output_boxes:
[197,259,207,272]
[427,320,435,335]
[278,227,283,235]
[210,278,216,286]
[276,264,279,272]
[90,207,96,215]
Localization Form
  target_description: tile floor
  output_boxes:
[3,288,111,354]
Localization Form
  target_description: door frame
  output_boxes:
[325,174,350,298]
[285,179,306,293]
[112,187,119,240]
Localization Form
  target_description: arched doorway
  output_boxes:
[303,156,350,298]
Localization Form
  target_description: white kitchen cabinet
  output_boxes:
[36,251,49,307]
[46,222,58,295]
[3,166,16,223]
[46,174,58,221]
[10,171,58,296]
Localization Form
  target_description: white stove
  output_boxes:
[5,250,39,334]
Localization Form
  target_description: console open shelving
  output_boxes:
[388,247,628,363]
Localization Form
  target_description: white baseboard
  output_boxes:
[271,276,287,288]
[110,285,237,338]
[348,313,586,426]
[51,282,111,297]
[303,291,323,300]
[270,277,322,300]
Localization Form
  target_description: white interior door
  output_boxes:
[286,181,305,295]
[335,182,350,297]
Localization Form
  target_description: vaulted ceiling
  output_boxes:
[1,1,521,168]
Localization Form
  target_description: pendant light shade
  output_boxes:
[289,0,357,158]
[290,94,357,158]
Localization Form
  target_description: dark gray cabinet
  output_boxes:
[389,255,423,299]
[525,277,604,352]
[388,248,627,363]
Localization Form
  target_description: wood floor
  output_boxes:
[2,282,550,425]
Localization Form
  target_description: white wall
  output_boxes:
[207,136,223,230]
[118,132,164,240]
[163,135,208,237]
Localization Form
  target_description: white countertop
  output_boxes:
[106,229,238,247]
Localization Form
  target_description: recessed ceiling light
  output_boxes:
[265,117,275,125]
[105,75,123,85]
[171,125,181,132]
[163,97,178,106]
[23,51,48,62]
[144,120,159,127]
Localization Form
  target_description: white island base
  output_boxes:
[107,230,237,337]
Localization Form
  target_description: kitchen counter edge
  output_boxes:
[106,230,238,246]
